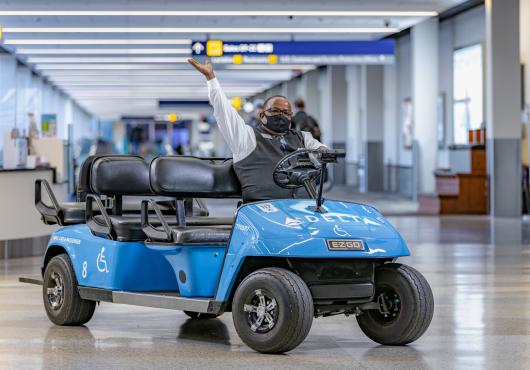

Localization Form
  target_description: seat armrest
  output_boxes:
[35,179,61,225]
[141,200,173,242]
[86,194,115,240]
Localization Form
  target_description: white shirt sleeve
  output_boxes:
[302,131,326,149]
[207,78,256,162]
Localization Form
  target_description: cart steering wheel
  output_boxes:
[273,149,323,190]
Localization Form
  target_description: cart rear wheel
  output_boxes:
[183,311,220,319]
[356,263,433,345]
[232,267,313,354]
[43,254,96,326]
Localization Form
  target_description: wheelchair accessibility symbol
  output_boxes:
[333,224,351,237]
[96,247,109,273]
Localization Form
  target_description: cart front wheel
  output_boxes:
[232,267,313,354]
[43,254,96,326]
[356,263,434,345]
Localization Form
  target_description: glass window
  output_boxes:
[453,44,483,145]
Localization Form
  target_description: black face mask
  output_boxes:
[263,114,291,133]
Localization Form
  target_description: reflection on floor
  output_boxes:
[2,214,530,369]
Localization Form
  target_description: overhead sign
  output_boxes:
[191,40,395,65]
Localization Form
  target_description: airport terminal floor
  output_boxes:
[3,0,530,369]
[2,207,530,370]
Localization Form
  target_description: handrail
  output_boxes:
[86,194,115,240]
[141,199,173,242]
[35,179,62,225]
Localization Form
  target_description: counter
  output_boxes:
[0,167,67,240]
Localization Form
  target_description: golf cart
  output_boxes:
[21,149,434,354]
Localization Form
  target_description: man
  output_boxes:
[188,59,325,202]
[292,98,321,141]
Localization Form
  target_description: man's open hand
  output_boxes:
[188,58,215,80]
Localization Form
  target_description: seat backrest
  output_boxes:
[150,156,242,198]
[90,155,151,196]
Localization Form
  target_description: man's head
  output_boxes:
[259,95,293,135]
[294,98,305,112]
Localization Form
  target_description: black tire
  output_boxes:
[232,267,313,354]
[43,254,96,326]
[356,263,434,345]
[183,311,220,320]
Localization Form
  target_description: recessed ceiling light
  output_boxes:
[16,48,192,54]
[35,64,315,70]
[28,57,190,63]
[4,27,400,34]
[0,10,437,17]
[4,39,192,45]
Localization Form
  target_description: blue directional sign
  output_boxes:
[190,40,395,65]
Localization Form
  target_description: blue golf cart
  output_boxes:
[21,149,434,353]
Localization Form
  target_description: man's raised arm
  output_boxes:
[188,59,254,161]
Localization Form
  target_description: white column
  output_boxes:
[361,65,385,192]
[301,69,321,123]
[486,0,521,217]
[318,67,333,148]
[383,64,398,192]
[345,65,362,187]
[521,0,530,183]
[412,17,439,195]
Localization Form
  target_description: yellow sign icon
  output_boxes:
[0,25,3,42]
[167,113,178,123]
[231,97,242,111]
[268,54,278,64]
[233,54,243,65]
[206,40,223,57]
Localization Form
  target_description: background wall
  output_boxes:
[0,50,95,165]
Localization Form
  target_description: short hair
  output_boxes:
[294,98,305,109]
[263,95,288,109]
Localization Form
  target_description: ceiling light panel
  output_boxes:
[4,39,192,45]
[4,27,400,34]
[16,48,192,54]
[27,57,190,63]
[0,10,437,17]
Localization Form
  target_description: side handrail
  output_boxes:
[141,200,173,242]
[86,194,115,240]
[194,198,210,216]
[35,179,62,225]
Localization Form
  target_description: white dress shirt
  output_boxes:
[207,78,324,163]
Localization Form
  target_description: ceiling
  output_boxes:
[0,0,467,120]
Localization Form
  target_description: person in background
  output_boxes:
[129,124,143,155]
[27,113,39,155]
[245,102,264,128]
[292,98,321,141]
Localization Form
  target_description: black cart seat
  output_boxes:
[36,155,210,228]
[93,214,234,242]
[36,155,150,226]
[142,156,242,244]
[88,156,237,242]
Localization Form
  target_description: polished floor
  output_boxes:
[2,215,530,369]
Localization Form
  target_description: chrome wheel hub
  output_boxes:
[243,289,278,333]
[46,271,64,310]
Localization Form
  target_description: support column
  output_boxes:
[383,64,399,192]
[301,69,321,123]
[318,66,348,184]
[361,65,385,192]
[521,0,530,212]
[412,17,439,197]
[486,0,521,217]
[345,65,362,187]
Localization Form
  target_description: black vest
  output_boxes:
[233,127,308,202]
